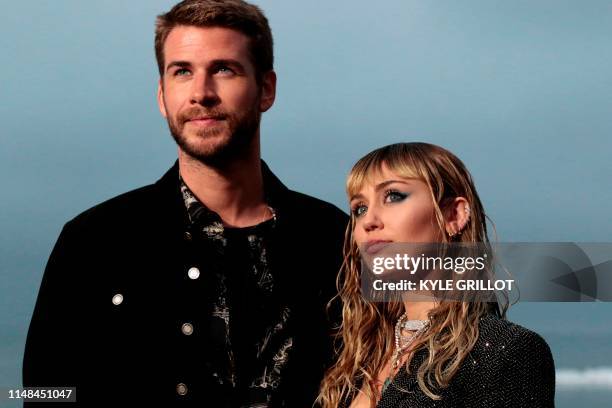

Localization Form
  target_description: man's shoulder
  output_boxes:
[67,184,155,226]
[64,162,179,232]
[284,188,347,220]
[281,189,348,240]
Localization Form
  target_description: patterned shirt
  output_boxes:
[180,177,292,407]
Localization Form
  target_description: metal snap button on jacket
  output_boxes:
[176,382,188,396]
[187,267,200,280]
[181,323,194,336]
[111,294,123,305]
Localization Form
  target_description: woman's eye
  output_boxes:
[384,190,408,203]
[352,204,367,218]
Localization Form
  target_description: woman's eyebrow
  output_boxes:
[374,179,412,191]
[349,193,365,202]
[349,179,413,202]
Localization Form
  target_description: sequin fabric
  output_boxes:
[350,313,555,407]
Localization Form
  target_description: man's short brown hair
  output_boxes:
[155,0,273,82]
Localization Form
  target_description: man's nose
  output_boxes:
[190,73,220,106]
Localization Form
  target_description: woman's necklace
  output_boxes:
[382,313,429,393]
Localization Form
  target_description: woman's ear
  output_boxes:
[444,197,470,237]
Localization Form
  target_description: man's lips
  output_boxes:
[364,240,392,254]
[185,116,224,126]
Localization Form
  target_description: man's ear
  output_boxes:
[444,197,471,236]
[157,79,167,118]
[259,70,276,112]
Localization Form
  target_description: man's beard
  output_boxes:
[166,102,261,167]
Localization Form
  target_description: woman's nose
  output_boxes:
[362,209,383,232]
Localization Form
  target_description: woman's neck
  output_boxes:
[402,300,437,320]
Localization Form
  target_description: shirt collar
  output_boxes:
[177,160,285,234]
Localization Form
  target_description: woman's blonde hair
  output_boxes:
[318,142,507,407]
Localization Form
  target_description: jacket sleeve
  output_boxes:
[23,220,85,402]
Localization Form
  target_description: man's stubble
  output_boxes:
[166,98,261,168]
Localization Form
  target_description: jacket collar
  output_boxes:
[154,159,291,224]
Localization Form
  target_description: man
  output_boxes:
[23,1,347,406]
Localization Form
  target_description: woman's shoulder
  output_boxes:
[387,313,556,407]
[475,313,552,357]
[469,312,555,378]
[453,313,557,406]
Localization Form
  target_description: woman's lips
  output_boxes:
[364,240,392,254]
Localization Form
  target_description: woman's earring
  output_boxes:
[459,205,470,235]
[449,204,470,239]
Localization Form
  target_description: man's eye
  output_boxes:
[384,190,408,203]
[215,66,235,75]
[352,204,367,218]
[174,68,191,76]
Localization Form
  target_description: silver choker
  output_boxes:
[402,319,428,332]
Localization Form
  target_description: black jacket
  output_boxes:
[23,161,348,407]
[376,313,555,408]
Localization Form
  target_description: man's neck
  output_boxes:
[178,148,269,228]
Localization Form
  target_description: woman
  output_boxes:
[318,143,555,407]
